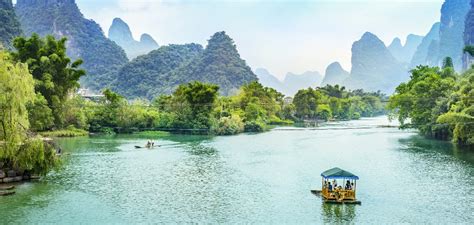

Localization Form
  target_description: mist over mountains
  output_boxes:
[255,69,323,96]
[108,18,159,60]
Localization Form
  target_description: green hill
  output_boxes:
[15,0,128,90]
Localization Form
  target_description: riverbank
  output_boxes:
[40,128,89,137]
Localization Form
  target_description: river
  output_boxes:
[0,116,473,224]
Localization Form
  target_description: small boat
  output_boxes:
[311,167,361,205]
[134,145,161,149]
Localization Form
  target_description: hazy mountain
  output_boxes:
[283,71,323,96]
[108,18,159,59]
[0,0,22,50]
[388,34,423,63]
[321,62,350,86]
[15,0,128,90]
[437,0,470,70]
[463,0,474,69]
[344,32,407,93]
[255,68,285,92]
[113,44,203,99]
[410,23,441,68]
[113,31,257,99]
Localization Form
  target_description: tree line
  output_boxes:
[388,54,474,147]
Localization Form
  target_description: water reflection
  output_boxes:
[398,135,474,164]
[321,204,356,224]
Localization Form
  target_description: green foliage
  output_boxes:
[40,127,88,138]
[292,85,385,121]
[213,115,245,135]
[442,57,454,69]
[114,44,204,99]
[166,82,219,131]
[388,66,456,138]
[436,70,474,146]
[388,65,474,146]
[0,50,59,174]
[244,120,266,132]
[15,138,60,175]
[293,88,320,119]
[463,45,474,56]
[12,34,86,128]
[0,51,35,159]
[27,93,54,131]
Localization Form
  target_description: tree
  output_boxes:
[293,88,320,119]
[0,51,35,159]
[173,82,219,130]
[388,65,456,138]
[437,71,474,146]
[442,57,454,69]
[0,51,59,173]
[463,45,474,56]
[12,34,86,128]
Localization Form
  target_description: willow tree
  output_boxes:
[0,51,35,163]
[0,51,59,174]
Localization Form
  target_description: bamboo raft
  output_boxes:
[312,167,362,205]
[311,190,361,204]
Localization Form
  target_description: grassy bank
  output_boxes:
[40,128,89,137]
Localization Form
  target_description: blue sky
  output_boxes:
[38,0,446,79]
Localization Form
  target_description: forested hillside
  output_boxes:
[15,0,128,90]
[113,44,204,99]
[0,0,22,49]
[113,31,257,99]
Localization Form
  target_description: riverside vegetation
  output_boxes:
[388,56,474,147]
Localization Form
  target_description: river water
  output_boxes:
[0,117,473,224]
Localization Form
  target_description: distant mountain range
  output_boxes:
[388,34,423,64]
[255,69,323,96]
[321,62,349,87]
[343,32,408,93]
[108,18,159,60]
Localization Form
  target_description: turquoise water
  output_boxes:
[0,117,473,224]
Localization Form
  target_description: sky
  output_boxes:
[37,0,445,79]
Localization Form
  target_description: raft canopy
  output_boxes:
[321,167,359,180]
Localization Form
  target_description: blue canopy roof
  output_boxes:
[321,167,359,180]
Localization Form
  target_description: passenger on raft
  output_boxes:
[345,180,352,190]
[328,182,333,192]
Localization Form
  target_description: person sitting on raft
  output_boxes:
[328,182,333,192]
[345,180,352,190]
